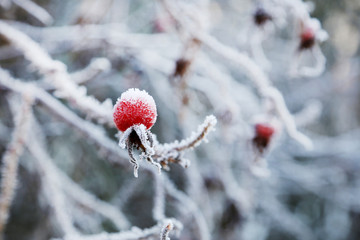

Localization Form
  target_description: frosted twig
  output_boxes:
[174,115,217,151]
[294,100,322,127]
[53,218,182,240]
[27,125,129,233]
[221,165,254,215]
[262,88,313,149]
[26,107,129,232]
[2,21,174,51]
[159,0,312,149]
[0,68,128,165]
[160,220,173,240]
[39,58,112,90]
[152,170,166,221]
[249,29,272,70]
[71,58,111,85]
[62,172,130,231]
[154,115,217,169]
[197,32,264,87]
[12,0,53,25]
[28,137,79,237]
[0,94,33,239]
[164,175,210,240]
[3,19,311,148]
[200,34,312,149]
[260,191,314,240]
[0,21,113,125]
[112,178,143,209]
[74,0,114,25]
[297,45,326,77]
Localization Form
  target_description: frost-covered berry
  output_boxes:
[253,123,275,154]
[299,27,315,50]
[113,88,157,132]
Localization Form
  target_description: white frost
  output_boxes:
[114,88,157,113]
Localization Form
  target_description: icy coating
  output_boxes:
[113,88,157,132]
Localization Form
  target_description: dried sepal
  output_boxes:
[127,141,140,178]
[254,8,272,26]
[118,124,161,178]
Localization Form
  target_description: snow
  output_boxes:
[116,88,156,111]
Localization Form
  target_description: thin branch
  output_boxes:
[153,115,216,169]
[0,94,33,239]
[12,0,53,25]
[53,219,181,240]
[0,68,128,165]
[39,58,112,91]
[71,58,111,85]
[152,170,166,221]
[160,220,173,240]
[27,132,129,233]
[30,112,130,230]
[164,175,210,240]
[28,136,79,237]
[0,21,113,125]
[174,115,217,151]
[158,0,312,149]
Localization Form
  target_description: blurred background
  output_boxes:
[0,0,359,240]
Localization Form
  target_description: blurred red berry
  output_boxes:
[153,19,166,33]
[113,88,157,132]
[299,28,315,50]
[253,123,275,153]
[256,123,274,138]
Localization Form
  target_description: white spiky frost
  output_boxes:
[117,124,160,177]
[118,127,133,149]
[176,115,217,150]
[114,88,157,113]
[133,124,155,155]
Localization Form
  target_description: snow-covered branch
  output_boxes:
[0,94,33,238]
[0,21,113,125]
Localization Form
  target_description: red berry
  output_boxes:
[113,88,157,132]
[253,123,275,153]
[255,123,274,139]
[299,28,315,50]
